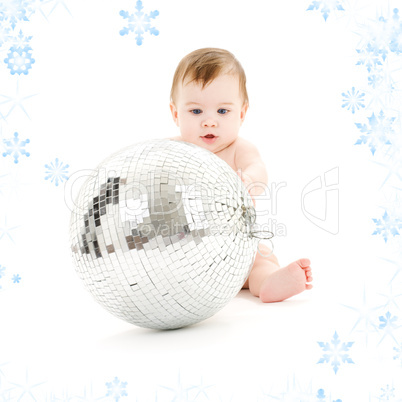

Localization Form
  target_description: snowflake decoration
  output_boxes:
[44,158,69,186]
[9,369,46,401]
[2,132,30,164]
[0,81,37,120]
[394,342,402,366]
[306,0,345,22]
[379,311,398,329]
[374,156,402,189]
[389,9,402,55]
[316,388,342,401]
[0,265,5,278]
[378,284,402,311]
[341,286,382,346]
[105,377,127,401]
[364,70,396,111]
[355,9,402,69]
[368,73,382,88]
[119,0,159,45]
[356,43,384,73]
[341,87,365,114]
[380,384,395,401]
[0,22,12,48]
[159,370,200,401]
[372,211,401,242]
[12,274,21,283]
[355,111,395,155]
[4,45,35,75]
[11,29,32,48]
[378,311,399,344]
[317,331,354,374]
[261,375,315,401]
[0,0,29,29]
[359,17,390,62]
[0,216,19,243]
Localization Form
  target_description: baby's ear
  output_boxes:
[240,103,248,124]
[170,102,179,126]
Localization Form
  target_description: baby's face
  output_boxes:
[170,74,248,153]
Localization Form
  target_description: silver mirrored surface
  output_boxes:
[70,139,258,330]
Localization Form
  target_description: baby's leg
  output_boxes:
[243,244,313,303]
[242,246,280,292]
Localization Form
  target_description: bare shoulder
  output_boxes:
[234,137,262,161]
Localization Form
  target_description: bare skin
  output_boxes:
[170,136,314,302]
[242,244,313,302]
[169,74,313,302]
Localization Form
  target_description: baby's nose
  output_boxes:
[202,118,217,127]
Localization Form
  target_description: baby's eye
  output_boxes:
[191,109,202,115]
[218,108,228,114]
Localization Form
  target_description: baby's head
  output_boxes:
[170,48,249,152]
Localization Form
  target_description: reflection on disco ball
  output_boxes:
[69,139,259,330]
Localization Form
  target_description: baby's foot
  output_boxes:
[259,258,312,303]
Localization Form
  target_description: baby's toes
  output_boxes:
[306,283,313,290]
[298,258,311,268]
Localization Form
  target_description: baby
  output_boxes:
[168,48,312,302]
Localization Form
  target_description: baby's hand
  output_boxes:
[237,169,256,207]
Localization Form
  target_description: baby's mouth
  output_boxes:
[201,134,218,144]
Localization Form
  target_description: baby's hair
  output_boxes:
[170,48,249,106]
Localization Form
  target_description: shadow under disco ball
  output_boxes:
[69,139,264,330]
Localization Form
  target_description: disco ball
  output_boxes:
[69,139,262,330]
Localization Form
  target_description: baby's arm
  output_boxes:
[234,138,268,198]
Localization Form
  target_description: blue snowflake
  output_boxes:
[316,388,342,401]
[341,87,365,114]
[12,29,33,48]
[0,265,5,278]
[44,158,69,186]
[306,0,344,22]
[374,156,402,189]
[0,81,37,120]
[380,384,395,401]
[9,369,46,401]
[372,211,401,242]
[0,216,19,243]
[394,342,402,367]
[378,311,399,344]
[355,111,395,155]
[355,9,402,69]
[379,312,398,329]
[159,370,199,401]
[4,45,35,75]
[0,22,12,48]
[2,132,30,164]
[12,274,21,283]
[317,331,354,374]
[341,286,381,346]
[45,0,72,19]
[356,43,384,72]
[0,0,29,29]
[105,377,127,401]
[389,9,402,55]
[119,0,159,45]
[368,73,382,88]
[261,375,315,400]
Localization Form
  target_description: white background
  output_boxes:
[0,0,401,400]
